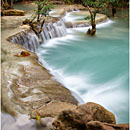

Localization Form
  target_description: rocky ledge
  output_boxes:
[2,31,78,116]
[2,14,79,117]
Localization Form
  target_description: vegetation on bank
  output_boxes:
[28,0,53,39]
[1,0,129,13]
[1,0,129,37]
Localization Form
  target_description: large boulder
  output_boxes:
[52,102,116,130]
[75,102,116,124]
[3,9,24,16]
[86,121,129,130]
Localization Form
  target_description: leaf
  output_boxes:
[14,51,30,57]
[36,111,41,124]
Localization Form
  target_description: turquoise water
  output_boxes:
[37,16,129,123]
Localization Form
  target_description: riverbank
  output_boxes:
[1,3,129,130]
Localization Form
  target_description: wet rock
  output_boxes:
[52,102,116,130]
[30,100,77,118]
[45,17,60,23]
[3,9,25,16]
[86,121,129,130]
[75,102,116,124]
[65,22,73,28]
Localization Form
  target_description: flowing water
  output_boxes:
[37,15,129,123]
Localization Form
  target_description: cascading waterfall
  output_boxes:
[10,19,67,52]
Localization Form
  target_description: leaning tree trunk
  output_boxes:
[86,5,96,36]
[91,12,96,35]
[87,12,96,36]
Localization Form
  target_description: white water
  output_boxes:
[11,19,67,52]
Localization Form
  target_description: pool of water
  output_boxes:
[37,13,129,123]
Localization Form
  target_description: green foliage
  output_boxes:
[81,0,109,35]
[33,0,54,22]
[107,0,120,7]
[64,0,75,4]
[82,0,108,11]
[82,0,108,23]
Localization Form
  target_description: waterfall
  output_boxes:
[10,19,67,52]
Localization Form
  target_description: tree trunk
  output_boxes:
[91,23,96,36]
[1,0,4,14]
[7,0,13,9]
[10,0,13,9]
[112,7,116,17]
[86,5,96,36]
[87,13,96,36]
[3,0,13,10]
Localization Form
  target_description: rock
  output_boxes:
[22,19,31,25]
[3,9,24,16]
[65,22,73,28]
[30,100,77,118]
[49,0,65,4]
[75,102,116,124]
[52,102,116,130]
[40,117,55,130]
[53,110,86,130]
[86,121,129,130]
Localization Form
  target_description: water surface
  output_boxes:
[37,15,129,123]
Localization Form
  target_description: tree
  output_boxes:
[107,0,129,17]
[32,0,54,22]
[24,0,54,41]
[82,0,107,36]
[107,0,120,17]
